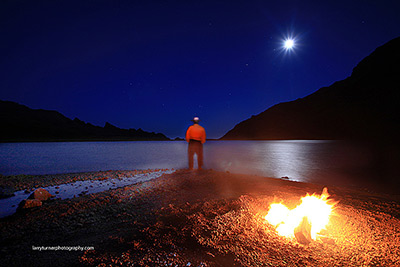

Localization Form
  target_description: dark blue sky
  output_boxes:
[1,0,400,139]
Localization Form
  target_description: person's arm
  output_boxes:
[186,126,191,142]
[201,128,206,144]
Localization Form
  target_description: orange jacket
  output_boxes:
[186,124,206,144]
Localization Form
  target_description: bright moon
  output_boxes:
[284,39,294,49]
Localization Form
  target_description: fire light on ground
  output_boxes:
[265,188,336,244]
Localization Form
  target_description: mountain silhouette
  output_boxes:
[221,37,400,141]
[0,100,170,142]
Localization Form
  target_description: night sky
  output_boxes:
[1,1,400,139]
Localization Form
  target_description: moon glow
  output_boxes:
[284,39,294,50]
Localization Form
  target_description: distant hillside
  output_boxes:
[0,101,170,142]
[221,37,400,141]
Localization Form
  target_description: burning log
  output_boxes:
[294,216,312,245]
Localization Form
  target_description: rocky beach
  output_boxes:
[1,169,400,266]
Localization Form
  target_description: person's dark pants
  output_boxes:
[188,139,203,170]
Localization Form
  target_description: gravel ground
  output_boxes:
[1,169,399,266]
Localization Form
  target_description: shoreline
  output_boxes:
[0,169,172,193]
[0,169,175,218]
[1,167,399,202]
[1,169,400,266]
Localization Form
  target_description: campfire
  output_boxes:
[265,187,336,244]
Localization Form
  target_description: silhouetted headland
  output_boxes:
[221,37,400,141]
[0,100,170,142]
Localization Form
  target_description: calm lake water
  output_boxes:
[0,141,398,194]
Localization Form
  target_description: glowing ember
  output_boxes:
[265,188,336,240]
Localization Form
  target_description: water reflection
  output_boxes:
[0,140,398,194]
[206,141,323,182]
[261,141,313,181]
[205,140,399,194]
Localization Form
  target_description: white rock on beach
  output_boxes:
[29,188,53,201]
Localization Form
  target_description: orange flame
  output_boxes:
[265,188,336,240]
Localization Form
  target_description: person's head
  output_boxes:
[192,117,200,124]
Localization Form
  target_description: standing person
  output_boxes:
[186,117,206,170]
